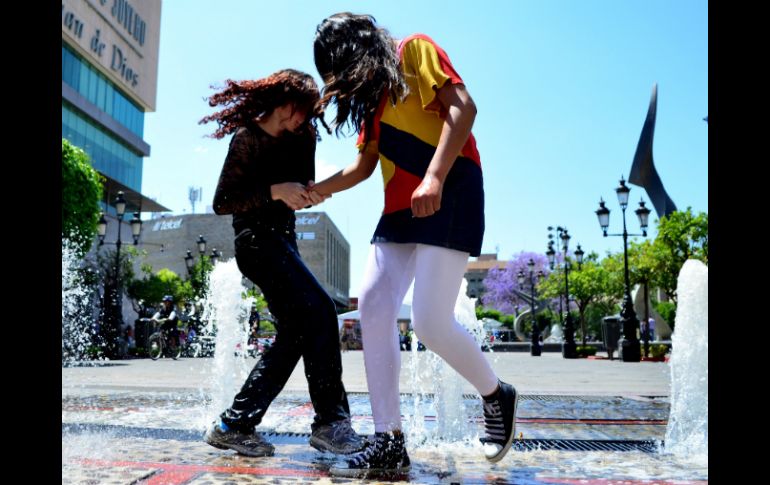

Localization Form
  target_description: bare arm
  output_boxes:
[411,83,477,217]
[310,149,379,196]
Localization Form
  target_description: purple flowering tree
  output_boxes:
[481,251,552,315]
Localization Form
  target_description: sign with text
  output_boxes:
[61,0,161,111]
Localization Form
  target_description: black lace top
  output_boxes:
[212,122,315,233]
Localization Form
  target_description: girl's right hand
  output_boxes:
[270,182,310,210]
[306,180,332,206]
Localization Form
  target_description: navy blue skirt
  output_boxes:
[371,157,485,256]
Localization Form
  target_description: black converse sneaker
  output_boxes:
[329,431,411,478]
[479,380,518,462]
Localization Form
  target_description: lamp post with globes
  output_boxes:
[184,235,221,275]
[517,259,545,356]
[184,235,221,308]
[96,191,143,357]
[594,176,651,362]
[546,227,584,359]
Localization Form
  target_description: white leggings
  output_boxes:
[359,242,499,432]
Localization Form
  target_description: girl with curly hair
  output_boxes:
[310,14,519,476]
[200,68,365,458]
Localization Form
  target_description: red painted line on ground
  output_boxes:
[143,469,199,485]
[539,478,707,485]
[74,458,706,484]
[286,402,315,416]
[77,458,328,479]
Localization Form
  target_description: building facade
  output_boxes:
[465,253,507,301]
[136,211,351,309]
[62,0,168,215]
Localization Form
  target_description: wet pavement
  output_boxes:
[62,353,707,484]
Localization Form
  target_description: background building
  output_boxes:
[62,0,169,216]
[137,211,350,309]
[465,253,507,301]
[295,212,350,309]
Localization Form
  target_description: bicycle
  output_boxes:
[182,332,216,358]
[147,319,182,360]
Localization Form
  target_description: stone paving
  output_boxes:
[62,353,707,484]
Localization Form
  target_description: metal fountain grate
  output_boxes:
[510,439,657,452]
[62,423,658,453]
[348,392,629,401]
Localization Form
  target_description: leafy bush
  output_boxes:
[650,344,669,358]
[576,345,597,357]
[62,139,103,255]
[129,347,147,358]
[655,301,677,330]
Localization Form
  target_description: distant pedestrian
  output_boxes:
[648,317,656,341]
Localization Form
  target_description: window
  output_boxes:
[96,75,106,110]
[62,44,146,137]
[61,102,144,191]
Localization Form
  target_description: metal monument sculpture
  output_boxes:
[628,84,677,218]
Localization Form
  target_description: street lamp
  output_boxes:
[517,259,544,356]
[197,235,207,256]
[546,236,563,338]
[185,236,221,276]
[595,177,651,362]
[573,244,587,345]
[184,249,195,274]
[546,226,582,359]
[96,191,142,358]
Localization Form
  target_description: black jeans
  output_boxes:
[220,226,351,432]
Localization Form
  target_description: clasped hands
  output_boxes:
[270,181,331,211]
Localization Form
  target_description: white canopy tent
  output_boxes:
[337,303,412,330]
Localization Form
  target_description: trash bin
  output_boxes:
[601,316,622,360]
[135,318,152,350]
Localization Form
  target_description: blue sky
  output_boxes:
[142,0,708,296]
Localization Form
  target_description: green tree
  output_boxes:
[475,308,503,321]
[126,264,187,317]
[583,301,621,341]
[627,239,658,326]
[649,208,708,304]
[187,256,215,301]
[243,286,275,333]
[62,139,103,255]
[541,253,619,346]
[568,255,608,346]
[92,246,138,359]
[243,286,269,312]
[599,251,626,302]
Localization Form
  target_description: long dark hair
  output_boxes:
[199,69,328,139]
[313,13,408,142]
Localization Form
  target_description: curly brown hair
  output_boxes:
[199,69,329,139]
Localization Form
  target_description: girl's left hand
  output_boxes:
[411,174,442,217]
